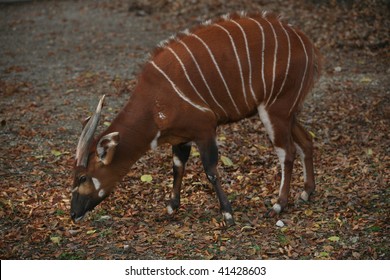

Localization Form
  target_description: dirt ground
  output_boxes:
[0,0,389,259]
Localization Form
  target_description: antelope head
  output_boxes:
[70,95,120,222]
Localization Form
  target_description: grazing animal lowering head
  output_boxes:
[70,95,120,221]
[69,12,321,225]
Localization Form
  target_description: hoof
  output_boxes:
[167,205,175,215]
[222,212,235,227]
[264,203,282,218]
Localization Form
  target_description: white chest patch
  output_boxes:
[92,177,101,190]
[150,131,161,150]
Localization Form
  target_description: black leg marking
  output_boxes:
[167,143,191,214]
[197,138,235,226]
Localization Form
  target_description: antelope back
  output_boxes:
[145,12,321,122]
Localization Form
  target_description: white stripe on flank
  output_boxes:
[288,27,309,114]
[264,17,278,107]
[214,23,250,110]
[167,47,209,106]
[150,131,161,150]
[269,21,291,107]
[178,40,228,117]
[189,33,241,115]
[231,19,258,104]
[248,17,267,101]
[150,61,212,113]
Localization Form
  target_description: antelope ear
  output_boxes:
[96,132,119,165]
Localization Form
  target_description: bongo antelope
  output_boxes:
[70,12,321,226]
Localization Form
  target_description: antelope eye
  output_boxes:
[78,175,87,184]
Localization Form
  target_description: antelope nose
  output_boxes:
[70,212,76,221]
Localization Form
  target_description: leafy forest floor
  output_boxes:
[0,0,389,259]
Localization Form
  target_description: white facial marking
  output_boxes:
[258,104,275,143]
[150,131,161,150]
[173,155,182,167]
[167,205,174,215]
[273,203,282,213]
[72,187,79,193]
[275,147,286,193]
[301,191,309,202]
[98,189,105,198]
[92,177,101,191]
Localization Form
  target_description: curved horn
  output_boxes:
[76,95,105,167]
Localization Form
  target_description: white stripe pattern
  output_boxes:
[167,47,209,106]
[248,17,267,101]
[150,61,212,113]
[178,39,228,117]
[189,33,241,115]
[288,27,309,114]
[269,20,291,107]
[264,17,278,107]
[214,23,250,110]
[230,19,258,104]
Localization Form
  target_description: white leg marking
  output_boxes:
[300,190,309,202]
[294,143,307,183]
[222,212,233,221]
[150,61,212,113]
[178,40,228,117]
[92,177,101,191]
[258,104,275,143]
[269,21,291,107]
[273,203,282,214]
[173,155,182,167]
[275,147,286,193]
[167,205,174,215]
[248,17,267,101]
[263,17,278,107]
[288,27,309,114]
[189,33,241,115]
[150,131,161,150]
[215,23,250,110]
[98,189,105,198]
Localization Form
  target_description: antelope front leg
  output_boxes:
[167,143,191,215]
[197,138,235,227]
